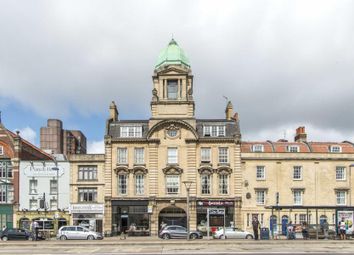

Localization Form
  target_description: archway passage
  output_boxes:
[159,206,186,230]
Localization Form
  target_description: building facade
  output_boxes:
[0,122,53,229]
[69,154,105,233]
[241,127,354,235]
[103,39,242,236]
[40,119,87,155]
[18,156,70,233]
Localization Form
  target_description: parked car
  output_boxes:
[0,228,31,241]
[308,225,336,239]
[57,226,103,240]
[159,225,203,240]
[213,227,254,239]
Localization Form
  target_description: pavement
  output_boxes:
[1,236,354,254]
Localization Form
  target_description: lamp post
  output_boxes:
[183,180,193,241]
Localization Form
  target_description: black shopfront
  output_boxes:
[111,200,150,236]
[196,200,235,231]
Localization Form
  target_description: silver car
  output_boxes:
[159,225,203,240]
[57,226,103,240]
[213,227,254,239]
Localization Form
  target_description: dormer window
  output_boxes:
[167,80,178,99]
[203,125,225,137]
[287,145,299,153]
[0,145,3,155]
[252,144,264,152]
[120,126,142,138]
[330,145,342,153]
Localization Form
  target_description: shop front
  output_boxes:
[196,200,235,233]
[17,210,70,237]
[111,200,150,236]
[70,203,104,233]
[0,204,13,228]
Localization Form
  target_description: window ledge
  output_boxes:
[116,163,129,166]
[218,163,230,167]
[77,179,99,182]
[133,163,146,167]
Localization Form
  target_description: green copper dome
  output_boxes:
[155,39,190,69]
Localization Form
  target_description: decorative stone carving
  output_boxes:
[216,166,232,175]
[165,124,180,139]
[198,166,214,175]
[114,166,130,175]
[162,165,183,175]
[152,88,159,102]
[132,166,148,175]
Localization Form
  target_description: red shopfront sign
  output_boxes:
[197,200,234,207]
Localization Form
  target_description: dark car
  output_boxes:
[159,225,203,240]
[0,228,31,241]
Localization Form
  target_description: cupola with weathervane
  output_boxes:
[151,39,195,119]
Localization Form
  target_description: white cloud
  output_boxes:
[243,123,354,142]
[1,0,354,138]
[87,140,104,154]
[16,127,37,145]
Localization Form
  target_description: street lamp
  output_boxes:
[183,180,193,241]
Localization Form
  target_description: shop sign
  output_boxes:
[70,204,104,214]
[23,164,64,177]
[148,205,153,213]
[208,208,225,215]
[337,210,354,235]
[197,200,234,207]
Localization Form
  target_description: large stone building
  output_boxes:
[241,127,354,235]
[103,39,242,236]
[102,39,354,237]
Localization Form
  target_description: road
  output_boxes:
[0,238,353,254]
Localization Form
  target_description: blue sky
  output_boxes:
[1,0,354,153]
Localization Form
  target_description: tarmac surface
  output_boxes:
[1,237,354,254]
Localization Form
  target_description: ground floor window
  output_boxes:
[73,214,102,232]
[112,204,149,236]
[196,206,234,232]
[19,217,31,230]
[159,206,186,229]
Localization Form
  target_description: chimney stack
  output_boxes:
[109,101,119,121]
[225,101,233,120]
[294,126,307,142]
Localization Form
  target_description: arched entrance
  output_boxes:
[19,217,30,230]
[281,215,288,235]
[159,206,186,230]
[270,215,277,233]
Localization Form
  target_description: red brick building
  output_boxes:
[0,121,52,228]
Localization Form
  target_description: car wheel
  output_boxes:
[2,236,8,241]
[60,235,67,240]
[246,235,253,239]
[162,233,170,240]
[87,235,95,240]
[219,235,226,239]
[190,233,198,240]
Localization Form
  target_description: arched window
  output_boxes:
[19,217,30,230]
